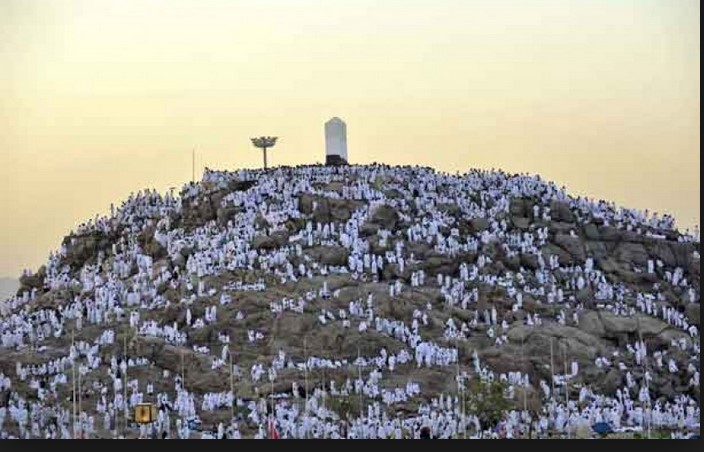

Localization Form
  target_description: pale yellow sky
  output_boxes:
[0,0,700,278]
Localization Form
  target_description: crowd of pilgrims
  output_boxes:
[0,164,699,439]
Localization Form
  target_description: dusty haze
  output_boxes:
[0,0,700,277]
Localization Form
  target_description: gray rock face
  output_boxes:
[510,198,533,219]
[307,246,350,267]
[370,205,400,230]
[554,233,586,262]
[313,198,362,223]
[686,304,699,327]
[17,267,46,295]
[550,201,575,223]
[469,217,489,233]
[422,255,459,276]
[614,242,649,267]
[511,217,530,230]
[583,223,600,240]
[577,311,605,337]
[298,193,314,214]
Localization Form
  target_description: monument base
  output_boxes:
[325,155,348,166]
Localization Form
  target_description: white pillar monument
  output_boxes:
[325,117,348,165]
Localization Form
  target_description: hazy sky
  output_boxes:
[0,0,700,278]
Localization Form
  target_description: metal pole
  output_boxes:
[263,147,268,170]
[637,317,651,439]
[230,352,235,422]
[357,346,362,421]
[78,369,82,438]
[550,338,555,399]
[181,349,185,390]
[192,147,195,183]
[114,391,118,438]
[124,334,128,437]
[563,343,569,439]
[522,336,527,438]
[270,375,274,425]
[304,337,309,439]
[72,330,76,439]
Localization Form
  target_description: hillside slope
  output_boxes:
[0,164,699,439]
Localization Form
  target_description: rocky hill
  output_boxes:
[0,164,699,439]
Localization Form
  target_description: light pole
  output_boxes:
[251,136,278,170]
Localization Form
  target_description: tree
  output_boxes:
[464,378,512,432]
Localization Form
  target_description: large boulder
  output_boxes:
[62,231,116,269]
[598,311,637,335]
[422,255,459,277]
[550,201,575,223]
[298,194,314,214]
[577,311,605,337]
[511,217,530,230]
[469,218,489,233]
[575,288,595,307]
[359,223,380,238]
[598,226,623,243]
[509,198,533,218]
[614,242,649,267]
[252,235,276,250]
[507,324,604,361]
[583,223,600,240]
[648,241,676,267]
[686,304,700,327]
[180,189,233,229]
[519,253,540,271]
[17,265,47,295]
[216,206,240,227]
[600,369,623,395]
[669,242,696,269]
[584,240,609,261]
[313,198,361,223]
[370,205,400,230]
[554,233,586,262]
[307,246,349,267]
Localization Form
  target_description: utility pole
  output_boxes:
[192,147,196,183]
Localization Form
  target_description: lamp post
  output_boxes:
[251,136,278,170]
